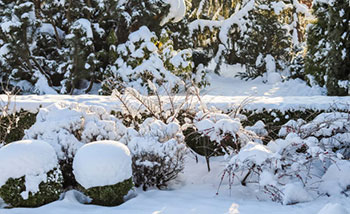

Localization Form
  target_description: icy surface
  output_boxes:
[0,140,59,198]
[73,140,132,189]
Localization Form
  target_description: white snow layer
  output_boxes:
[320,160,350,196]
[318,203,349,214]
[160,0,186,26]
[0,140,59,198]
[73,140,132,189]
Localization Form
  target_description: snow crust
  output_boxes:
[73,140,132,189]
[0,140,59,198]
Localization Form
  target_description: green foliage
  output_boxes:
[305,0,350,95]
[240,109,323,142]
[132,151,185,190]
[78,178,133,206]
[0,110,37,145]
[101,27,207,95]
[229,0,291,79]
[0,169,63,208]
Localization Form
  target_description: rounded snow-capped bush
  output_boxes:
[73,140,133,206]
[0,140,63,207]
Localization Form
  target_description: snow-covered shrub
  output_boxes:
[0,92,37,145]
[319,160,350,196]
[73,141,133,206]
[125,118,186,190]
[184,109,257,171]
[0,110,36,146]
[0,140,63,207]
[223,111,350,204]
[24,102,126,188]
[279,112,350,159]
[101,26,207,95]
[305,0,350,96]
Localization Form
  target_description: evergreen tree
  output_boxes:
[305,0,350,95]
[326,0,350,95]
[226,0,291,79]
[0,0,57,94]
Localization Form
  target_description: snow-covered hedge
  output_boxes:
[125,118,187,190]
[223,111,350,204]
[24,102,127,188]
[73,141,133,206]
[0,110,37,146]
[184,109,260,171]
[0,140,63,207]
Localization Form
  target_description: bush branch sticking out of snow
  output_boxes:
[0,140,63,207]
[279,112,350,159]
[184,108,259,171]
[73,141,133,206]
[24,102,127,188]
[125,118,187,190]
[222,112,350,204]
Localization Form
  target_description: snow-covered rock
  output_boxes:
[0,140,60,197]
[73,140,132,189]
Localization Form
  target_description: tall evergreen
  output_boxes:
[226,0,291,79]
[305,0,350,95]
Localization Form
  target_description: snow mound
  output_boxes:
[230,142,272,165]
[73,140,132,189]
[320,160,350,196]
[282,183,313,205]
[0,140,59,197]
[318,203,349,214]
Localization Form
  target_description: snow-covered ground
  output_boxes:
[1,156,349,214]
[1,74,349,114]
[1,73,350,214]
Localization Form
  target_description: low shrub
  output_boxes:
[73,141,133,206]
[77,178,133,206]
[0,140,64,207]
[0,110,37,145]
[0,169,63,207]
[126,118,187,190]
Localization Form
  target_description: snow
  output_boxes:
[230,142,272,165]
[73,19,93,38]
[1,156,350,214]
[318,203,349,214]
[160,0,186,26]
[0,140,59,199]
[39,23,65,39]
[319,160,350,196]
[282,183,313,205]
[73,141,132,189]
